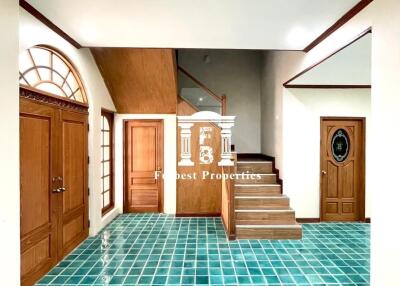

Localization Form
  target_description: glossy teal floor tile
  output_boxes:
[36,214,370,286]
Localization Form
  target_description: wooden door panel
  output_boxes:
[342,162,355,198]
[62,120,86,213]
[320,118,365,221]
[20,115,51,235]
[326,162,338,198]
[125,120,163,213]
[60,110,88,257]
[20,100,58,286]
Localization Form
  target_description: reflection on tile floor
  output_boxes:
[36,214,370,285]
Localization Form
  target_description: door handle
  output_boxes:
[322,170,327,175]
[52,187,66,193]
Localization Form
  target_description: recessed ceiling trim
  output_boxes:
[284,27,372,88]
[303,0,373,52]
[21,0,369,51]
[19,0,82,49]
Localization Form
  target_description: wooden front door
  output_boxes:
[20,100,59,286]
[124,120,163,212]
[320,118,365,221]
[20,89,89,286]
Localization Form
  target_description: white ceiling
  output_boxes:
[26,0,360,49]
[289,33,371,85]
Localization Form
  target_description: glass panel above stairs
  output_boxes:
[178,66,225,115]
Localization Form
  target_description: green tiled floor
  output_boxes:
[36,214,370,285]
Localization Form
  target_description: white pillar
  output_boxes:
[218,122,235,166]
[178,122,194,166]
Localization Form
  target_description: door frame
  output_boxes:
[123,119,164,213]
[319,116,366,221]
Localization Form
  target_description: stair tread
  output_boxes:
[236,224,301,228]
[237,161,272,164]
[235,209,294,212]
[235,195,288,199]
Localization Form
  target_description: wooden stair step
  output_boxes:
[235,184,281,196]
[235,196,290,209]
[235,209,296,225]
[236,224,302,239]
[237,161,273,174]
[235,174,277,184]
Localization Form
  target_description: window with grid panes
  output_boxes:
[101,110,114,215]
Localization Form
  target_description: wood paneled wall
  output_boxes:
[92,48,178,114]
[176,98,222,215]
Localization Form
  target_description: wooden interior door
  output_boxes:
[20,87,89,286]
[320,118,365,221]
[20,99,58,286]
[124,120,163,212]
[59,110,89,257]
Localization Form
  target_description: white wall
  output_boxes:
[19,9,117,236]
[261,1,400,284]
[178,49,261,153]
[260,51,303,168]
[114,114,177,214]
[369,1,400,285]
[0,0,20,284]
[291,33,371,85]
[282,89,371,218]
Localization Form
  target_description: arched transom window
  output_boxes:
[19,46,88,103]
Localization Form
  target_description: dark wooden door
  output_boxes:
[124,120,163,212]
[20,89,89,286]
[20,99,58,286]
[320,118,365,221]
[58,110,89,258]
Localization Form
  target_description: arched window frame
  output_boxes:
[19,45,88,104]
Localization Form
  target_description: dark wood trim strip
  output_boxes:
[19,0,82,49]
[365,218,371,223]
[284,27,372,87]
[175,213,221,217]
[285,84,371,89]
[296,218,321,223]
[20,86,88,113]
[303,0,373,52]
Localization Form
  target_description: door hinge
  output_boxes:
[88,188,90,196]
[88,156,90,164]
[87,124,90,132]
[88,220,90,228]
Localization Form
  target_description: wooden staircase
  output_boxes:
[234,160,302,239]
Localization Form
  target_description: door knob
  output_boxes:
[52,187,66,193]
[322,170,327,175]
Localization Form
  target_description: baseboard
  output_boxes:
[297,218,371,223]
[175,213,221,217]
[296,218,321,223]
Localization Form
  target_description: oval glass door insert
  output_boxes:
[331,129,350,162]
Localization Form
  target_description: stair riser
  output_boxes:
[236,211,295,225]
[235,186,281,196]
[236,227,302,239]
[237,163,273,174]
[235,198,289,209]
[235,174,277,184]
